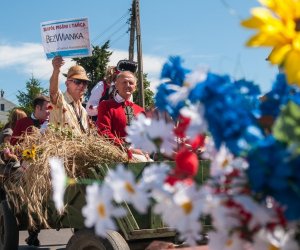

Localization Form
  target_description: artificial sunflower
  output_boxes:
[22,145,37,161]
[241,0,300,85]
[22,149,32,159]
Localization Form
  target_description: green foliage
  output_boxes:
[0,121,4,131]
[73,41,154,107]
[16,76,48,115]
[273,100,300,153]
[73,42,112,99]
[133,73,154,109]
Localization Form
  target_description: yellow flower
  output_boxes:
[22,149,32,159]
[22,146,37,161]
[31,149,36,160]
[241,0,300,85]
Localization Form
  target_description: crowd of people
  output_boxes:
[0,56,201,248]
[49,56,148,161]
[0,56,148,165]
[0,56,152,246]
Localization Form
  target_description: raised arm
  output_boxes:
[50,56,65,105]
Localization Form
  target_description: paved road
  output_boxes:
[19,229,73,250]
[18,229,209,250]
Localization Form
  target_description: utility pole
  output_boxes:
[129,0,145,108]
[129,0,135,61]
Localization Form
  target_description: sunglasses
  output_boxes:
[69,79,89,86]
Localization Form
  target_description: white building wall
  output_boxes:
[0,96,17,124]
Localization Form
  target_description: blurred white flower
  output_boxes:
[207,144,234,177]
[172,184,204,246]
[154,183,204,246]
[251,228,281,250]
[82,183,126,237]
[201,136,217,159]
[153,184,179,225]
[234,195,275,231]
[204,195,241,232]
[180,103,207,139]
[168,68,207,106]
[208,231,245,250]
[126,114,156,153]
[49,157,67,213]
[280,227,299,250]
[126,113,176,156]
[185,67,208,85]
[138,163,171,191]
[203,142,248,178]
[105,164,149,213]
[254,226,299,250]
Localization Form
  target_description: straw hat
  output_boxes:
[63,65,90,81]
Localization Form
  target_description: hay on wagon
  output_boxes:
[4,126,134,228]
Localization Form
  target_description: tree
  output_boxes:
[133,73,154,109]
[73,42,112,99]
[16,76,48,115]
[73,41,154,107]
[0,121,4,131]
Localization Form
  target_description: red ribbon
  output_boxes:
[124,100,133,107]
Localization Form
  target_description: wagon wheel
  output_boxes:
[66,229,130,250]
[0,200,19,250]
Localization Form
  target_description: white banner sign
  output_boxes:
[41,17,92,59]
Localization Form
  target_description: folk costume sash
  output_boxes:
[123,100,134,126]
[113,94,135,126]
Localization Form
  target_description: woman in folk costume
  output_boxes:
[86,66,119,120]
[97,70,150,161]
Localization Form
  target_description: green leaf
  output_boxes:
[273,101,300,149]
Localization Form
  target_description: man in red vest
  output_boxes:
[97,71,150,160]
[11,95,50,145]
[86,60,137,122]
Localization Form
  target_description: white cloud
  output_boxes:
[0,42,74,83]
[0,43,43,67]
[0,42,165,91]
[147,77,161,93]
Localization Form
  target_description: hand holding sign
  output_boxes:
[52,56,65,72]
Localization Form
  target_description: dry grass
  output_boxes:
[4,126,133,228]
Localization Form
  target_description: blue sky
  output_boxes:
[0,0,277,104]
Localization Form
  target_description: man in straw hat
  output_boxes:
[49,56,90,135]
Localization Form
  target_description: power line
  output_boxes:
[95,22,129,46]
[110,31,129,47]
[91,9,130,44]
[233,53,245,80]
[220,0,243,20]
